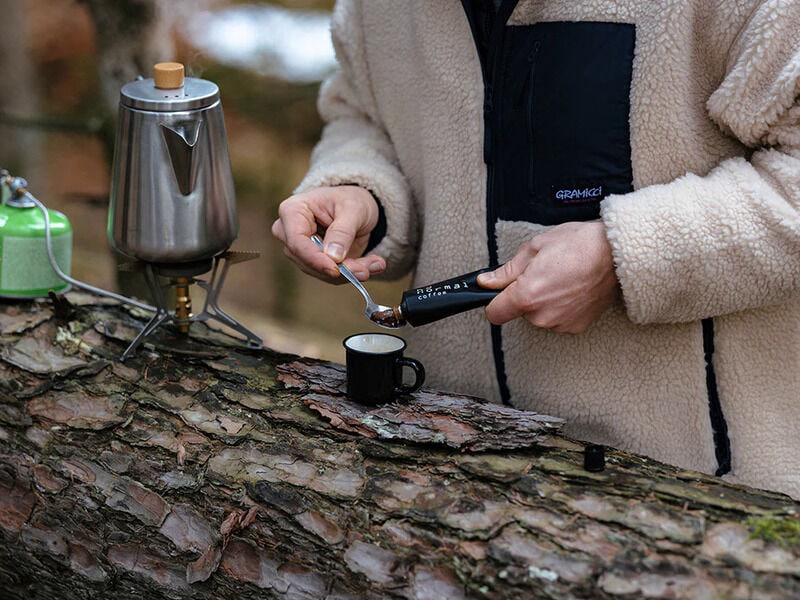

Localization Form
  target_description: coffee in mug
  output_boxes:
[343,333,425,405]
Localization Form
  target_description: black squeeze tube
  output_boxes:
[399,267,500,327]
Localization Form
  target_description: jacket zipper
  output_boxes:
[702,318,732,475]
[488,0,518,406]
[461,0,518,406]
[485,108,511,405]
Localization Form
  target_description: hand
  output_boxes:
[271,186,386,283]
[478,222,620,333]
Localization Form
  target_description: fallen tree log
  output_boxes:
[1,293,799,599]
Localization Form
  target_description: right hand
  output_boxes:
[271,185,386,283]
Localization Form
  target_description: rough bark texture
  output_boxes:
[1,293,800,599]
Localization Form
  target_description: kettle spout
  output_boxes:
[160,119,203,195]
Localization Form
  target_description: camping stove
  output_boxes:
[118,251,262,361]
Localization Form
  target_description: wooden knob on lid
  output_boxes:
[153,62,185,89]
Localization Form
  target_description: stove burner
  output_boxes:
[119,250,263,360]
[148,259,215,278]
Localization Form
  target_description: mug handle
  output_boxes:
[395,357,426,395]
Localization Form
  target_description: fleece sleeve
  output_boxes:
[600,0,800,324]
[294,0,418,279]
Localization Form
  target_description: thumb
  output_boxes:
[321,218,360,263]
[477,260,523,289]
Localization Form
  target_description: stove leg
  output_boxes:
[119,263,173,361]
[193,254,263,350]
[120,310,171,361]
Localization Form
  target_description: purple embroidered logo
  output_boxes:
[554,186,604,204]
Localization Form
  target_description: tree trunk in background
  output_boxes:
[1,293,800,599]
[80,0,170,110]
[0,0,44,178]
[77,0,214,151]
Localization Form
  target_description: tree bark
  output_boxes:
[1,293,799,599]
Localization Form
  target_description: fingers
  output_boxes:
[272,214,340,279]
[477,241,538,289]
[485,277,589,331]
[481,223,618,332]
[320,210,364,263]
[272,186,383,282]
[478,261,519,289]
[484,281,529,325]
[341,254,387,280]
[278,236,343,284]
[478,243,538,324]
[320,187,380,262]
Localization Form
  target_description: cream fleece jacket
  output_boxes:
[297,1,800,498]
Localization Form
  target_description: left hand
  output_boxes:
[477,222,620,333]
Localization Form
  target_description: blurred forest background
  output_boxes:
[0,0,409,362]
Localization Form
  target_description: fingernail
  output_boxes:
[368,261,384,274]
[478,272,494,283]
[351,269,367,279]
[325,243,345,262]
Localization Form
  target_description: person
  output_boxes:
[272,0,800,499]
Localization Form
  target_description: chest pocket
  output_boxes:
[493,22,636,225]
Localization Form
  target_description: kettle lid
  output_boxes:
[119,62,220,112]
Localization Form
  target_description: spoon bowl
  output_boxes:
[310,235,404,329]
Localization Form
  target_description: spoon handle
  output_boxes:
[310,235,375,308]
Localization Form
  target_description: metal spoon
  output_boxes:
[311,234,404,329]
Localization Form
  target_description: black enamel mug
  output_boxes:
[343,333,425,405]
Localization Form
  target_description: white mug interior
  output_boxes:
[345,333,405,354]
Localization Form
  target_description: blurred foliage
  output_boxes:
[200,64,324,148]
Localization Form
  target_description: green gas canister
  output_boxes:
[0,175,72,298]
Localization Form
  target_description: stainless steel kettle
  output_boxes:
[108,62,238,264]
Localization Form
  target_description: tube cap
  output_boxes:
[584,444,606,472]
